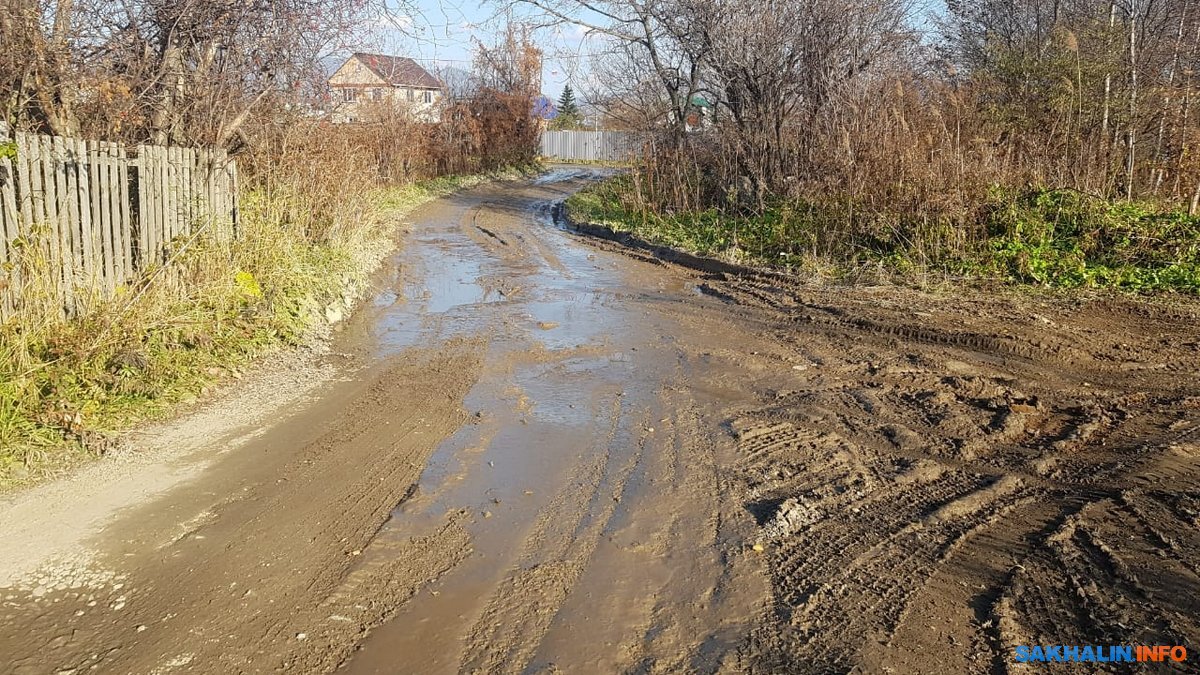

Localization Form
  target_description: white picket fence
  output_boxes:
[0,124,238,320]
[540,130,638,162]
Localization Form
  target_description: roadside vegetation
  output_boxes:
[530,0,1200,295]
[0,167,530,485]
[1,4,544,485]
[568,180,1200,292]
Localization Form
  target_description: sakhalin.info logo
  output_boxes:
[1014,645,1187,663]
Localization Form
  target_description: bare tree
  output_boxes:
[493,0,707,141]
[684,0,913,193]
[941,0,1197,199]
[1,0,387,147]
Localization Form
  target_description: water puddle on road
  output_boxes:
[333,175,761,673]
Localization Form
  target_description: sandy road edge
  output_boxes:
[0,323,348,591]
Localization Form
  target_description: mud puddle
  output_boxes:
[338,173,768,672]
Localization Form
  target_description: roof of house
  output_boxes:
[349,53,442,89]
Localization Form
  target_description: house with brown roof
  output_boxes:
[328,53,444,123]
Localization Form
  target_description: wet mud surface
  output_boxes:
[1,169,1198,674]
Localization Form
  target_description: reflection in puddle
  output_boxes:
[343,175,726,674]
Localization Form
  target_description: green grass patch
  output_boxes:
[567,176,1200,293]
[976,188,1200,292]
[565,175,815,265]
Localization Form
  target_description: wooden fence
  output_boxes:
[0,124,239,320]
[540,130,639,162]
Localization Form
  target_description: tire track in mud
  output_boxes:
[460,395,638,673]
[731,382,1200,673]
[992,499,1200,675]
[453,335,764,674]
[531,380,763,675]
[703,277,1200,673]
[562,223,1200,673]
[614,393,730,674]
[704,273,1200,389]
[738,414,1034,672]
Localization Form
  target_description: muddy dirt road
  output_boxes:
[2,169,1199,674]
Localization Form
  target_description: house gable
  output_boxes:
[328,56,389,87]
[328,53,442,91]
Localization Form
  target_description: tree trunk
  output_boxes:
[1126,0,1138,200]
[1101,1,1117,145]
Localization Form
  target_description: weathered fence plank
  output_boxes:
[166,145,177,242]
[135,145,148,267]
[115,142,133,280]
[0,124,17,315]
[158,145,169,256]
[75,138,94,289]
[17,133,42,313]
[228,158,239,236]
[7,133,30,316]
[15,134,34,233]
[182,147,191,229]
[64,137,83,304]
[87,141,106,290]
[98,141,116,290]
[153,145,165,263]
[43,135,66,316]
[143,145,156,265]
[0,132,239,320]
[164,145,174,243]
[213,150,226,230]
[101,141,119,285]
[144,145,157,264]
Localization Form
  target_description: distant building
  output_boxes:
[327,53,444,123]
[685,95,714,130]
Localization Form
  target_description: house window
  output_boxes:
[371,88,383,100]
[342,88,357,102]
[423,90,432,104]
[406,88,414,102]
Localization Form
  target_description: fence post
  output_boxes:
[228,158,239,237]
